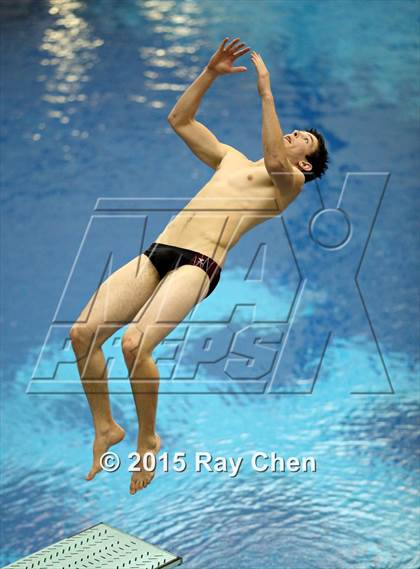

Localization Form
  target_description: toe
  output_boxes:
[86,463,101,481]
[86,467,96,480]
[130,479,137,494]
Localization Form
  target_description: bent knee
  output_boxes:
[121,333,140,357]
[122,331,149,361]
[70,324,97,351]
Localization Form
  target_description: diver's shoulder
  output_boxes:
[220,144,248,160]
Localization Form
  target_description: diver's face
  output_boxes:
[283,130,318,162]
[256,129,318,171]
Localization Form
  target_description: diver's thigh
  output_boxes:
[125,264,210,353]
[75,254,161,341]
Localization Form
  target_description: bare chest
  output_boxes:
[187,156,284,215]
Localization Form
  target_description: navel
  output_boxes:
[247,174,253,181]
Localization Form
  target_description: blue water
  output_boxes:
[1,1,419,567]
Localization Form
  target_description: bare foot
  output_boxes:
[86,420,125,481]
[129,434,161,495]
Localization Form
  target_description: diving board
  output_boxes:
[3,522,182,568]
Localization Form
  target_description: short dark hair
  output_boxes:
[303,128,329,183]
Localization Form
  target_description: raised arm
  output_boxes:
[167,37,250,169]
[251,51,303,194]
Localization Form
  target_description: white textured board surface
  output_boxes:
[3,523,182,568]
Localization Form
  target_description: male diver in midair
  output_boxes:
[70,38,328,494]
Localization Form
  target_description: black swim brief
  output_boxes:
[142,242,222,299]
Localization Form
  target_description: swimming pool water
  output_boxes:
[1,1,419,567]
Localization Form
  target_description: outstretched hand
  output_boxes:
[207,37,250,75]
[251,51,272,96]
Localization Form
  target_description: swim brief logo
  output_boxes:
[192,254,211,272]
